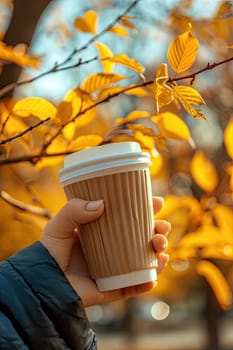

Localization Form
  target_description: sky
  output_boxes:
[16,0,223,101]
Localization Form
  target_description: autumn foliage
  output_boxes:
[0,0,233,312]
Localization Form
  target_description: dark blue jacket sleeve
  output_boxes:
[0,242,97,350]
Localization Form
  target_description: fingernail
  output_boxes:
[156,196,164,201]
[86,200,104,211]
[154,196,164,203]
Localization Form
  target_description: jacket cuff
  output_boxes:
[8,241,78,305]
[8,241,96,350]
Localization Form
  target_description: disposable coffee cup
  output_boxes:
[59,142,157,291]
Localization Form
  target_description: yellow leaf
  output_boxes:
[153,82,174,109]
[153,64,174,110]
[190,151,218,192]
[35,156,62,170]
[0,42,40,68]
[73,10,98,34]
[62,123,75,141]
[202,245,233,261]
[0,101,32,147]
[213,18,228,41]
[69,135,102,151]
[150,154,163,177]
[180,225,225,250]
[110,134,135,144]
[81,73,126,93]
[95,42,114,73]
[0,99,14,125]
[35,138,66,169]
[155,63,169,84]
[13,97,57,120]
[173,85,207,119]
[156,195,201,224]
[167,27,199,73]
[171,246,198,261]
[57,88,96,127]
[102,123,134,144]
[174,85,205,105]
[211,204,233,239]
[127,124,155,150]
[115,110,150,125]
[97,84,149,101]
[97,86,125,101]
[197,260,232,310]
[119,16,136,32]
[56,101,73,125]
[2,116,28,144]
[124,85,149,96]
[75,101,97,129]
[151,112,191,140]
[103,54,145,76]
[133,130,154,150]
[128,124,156,137]
[108,25,129,38]
[224,117,233,159]
[215,0,233,19]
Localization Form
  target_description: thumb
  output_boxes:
[43,198,104,239]
[40,198,104,270]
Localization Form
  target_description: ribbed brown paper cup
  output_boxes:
[59,142,157,291]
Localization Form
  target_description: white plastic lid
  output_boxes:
[59,142,151,185]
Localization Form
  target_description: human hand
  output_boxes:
[40,197,170,307]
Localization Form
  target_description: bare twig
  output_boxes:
[13,56,99,90]
[0,151,73,165]
[0,190,52,219]
[0,0,140,98]
[0,112,11,137]
[0,55,232,165]
[0,117,51,145]
[0,83,17,99]
[71,0,140,56]
[127,56,233,88]
[41,55,233,154]
[167,56,233,83]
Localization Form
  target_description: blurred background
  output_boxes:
[0,0,233,349]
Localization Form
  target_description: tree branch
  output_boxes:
[0,55,232,165]
[0,117,50,145]
[40,55,233,154]
[0,0,140,98]
[167,56,233,83]
[0,190,52,219]
[131,56,233,88]
[0,151,73,165]
[0,0,52,95]
[70,0,140,57]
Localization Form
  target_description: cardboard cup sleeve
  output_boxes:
[60,142,157,291]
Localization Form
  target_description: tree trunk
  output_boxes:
[0,0,52,94]
[204,279,222,350]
